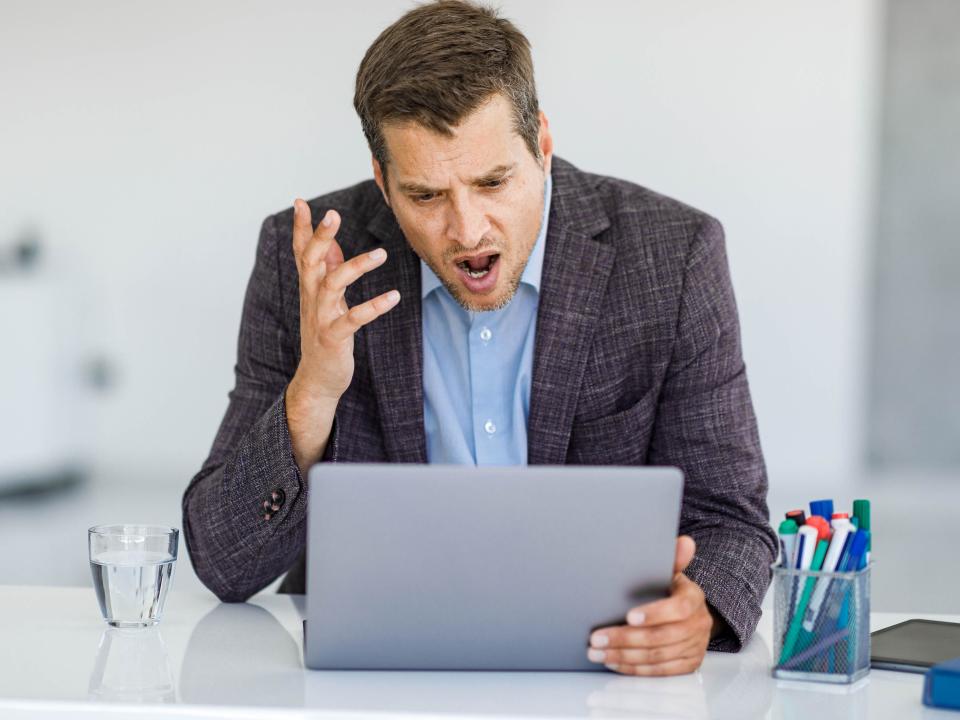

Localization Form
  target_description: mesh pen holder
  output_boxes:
[771,562,871,683]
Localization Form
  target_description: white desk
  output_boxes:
[0,585,955,719]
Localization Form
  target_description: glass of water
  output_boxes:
[88,525,178,628]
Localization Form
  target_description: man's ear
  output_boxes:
[538,111,554,175]
[372,157,390,207]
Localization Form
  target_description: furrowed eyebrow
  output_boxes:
[397,163,516,195]
[472,163,515,185]
[397,180,437,195]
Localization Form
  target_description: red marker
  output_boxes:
[805,515,832,542]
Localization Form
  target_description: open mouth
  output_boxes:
[455,252,500,278]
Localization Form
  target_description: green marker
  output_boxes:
[853,499,871,558]
[779,539,829,665]
[778,519,799,568]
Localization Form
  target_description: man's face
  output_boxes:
[373,93,553,312]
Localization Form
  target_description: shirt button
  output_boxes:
[479,326,492,342]
[484,419,497,435]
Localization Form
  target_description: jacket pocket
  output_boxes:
[567,389,658,465]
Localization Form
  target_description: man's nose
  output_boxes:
[445,195,490,248]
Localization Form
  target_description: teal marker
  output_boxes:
[779,539,829,665]
[853,499,871,561]
[778,519,799,568]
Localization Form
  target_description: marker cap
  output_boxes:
[778,519,798,534]
[810,499,834,520]
[853,499,871,529]
[853,499,871,552]
[805,515,832,540]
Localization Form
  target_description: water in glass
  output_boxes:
[90,550,176,627]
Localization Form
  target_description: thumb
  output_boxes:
[674,535,696,575]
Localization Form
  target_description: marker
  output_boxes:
[778,519,799,568]
[853,499,871,563]
[802,520,854,631]
[805,515,832,543]
[814,530,870,637]
[810,499,834,521]
[796,525,818,570]
[831,512,850,528]
[786,509,806,527]
[845,531,867,570]
[780,539,830,663]
[781,626,850,670]
[856,530,870,570]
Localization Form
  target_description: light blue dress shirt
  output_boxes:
[421,173,552,465]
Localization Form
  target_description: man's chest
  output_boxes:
[332,281,673,466]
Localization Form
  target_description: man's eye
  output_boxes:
[482,179,505,189]
[413,193,436,203]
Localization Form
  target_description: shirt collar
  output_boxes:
[420,171,553,299]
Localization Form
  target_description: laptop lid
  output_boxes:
[304,463,683,671]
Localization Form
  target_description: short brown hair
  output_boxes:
[354,0,540,178]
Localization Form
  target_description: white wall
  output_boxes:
[0,0,881,490]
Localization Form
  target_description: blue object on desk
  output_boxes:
[924,656,960,711]
[810,499,834,521]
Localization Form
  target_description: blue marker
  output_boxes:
[856,531,870,570]
[810,499,834,521]
[814,531,869,634]
[838,529,868,572]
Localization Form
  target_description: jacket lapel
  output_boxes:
[362,201,428,463]
[527,159,614,465]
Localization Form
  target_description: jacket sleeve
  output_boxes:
[647,215,778,652]
[181,212,340,602]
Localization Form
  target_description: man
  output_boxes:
[183,0,777,677]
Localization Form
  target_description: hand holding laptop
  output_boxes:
[587,535,717,676]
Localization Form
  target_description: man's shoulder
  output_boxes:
[555,157,721,254]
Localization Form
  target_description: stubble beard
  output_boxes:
[422,241,528,313]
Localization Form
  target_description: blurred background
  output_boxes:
[1,0,957,610]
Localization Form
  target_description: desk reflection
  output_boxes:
[177,597,774,718]
[88,627,175,703]
[179,602,304,706]
[585,633,772,718]
[302,633,774,719]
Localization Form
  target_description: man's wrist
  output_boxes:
[286,376,341,417]
[707,603,729,641]
[284,378,339,477]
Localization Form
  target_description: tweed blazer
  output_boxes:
[182,156,778,652]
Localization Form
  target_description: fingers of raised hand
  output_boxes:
[314,248,389,319]
[327,290,401,342]
[293,202,341,272]
[322,247,387,295]
[292,198,314,252]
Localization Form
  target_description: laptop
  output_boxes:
[303,463,683,671]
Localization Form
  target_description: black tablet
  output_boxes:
[871,619,960,673]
